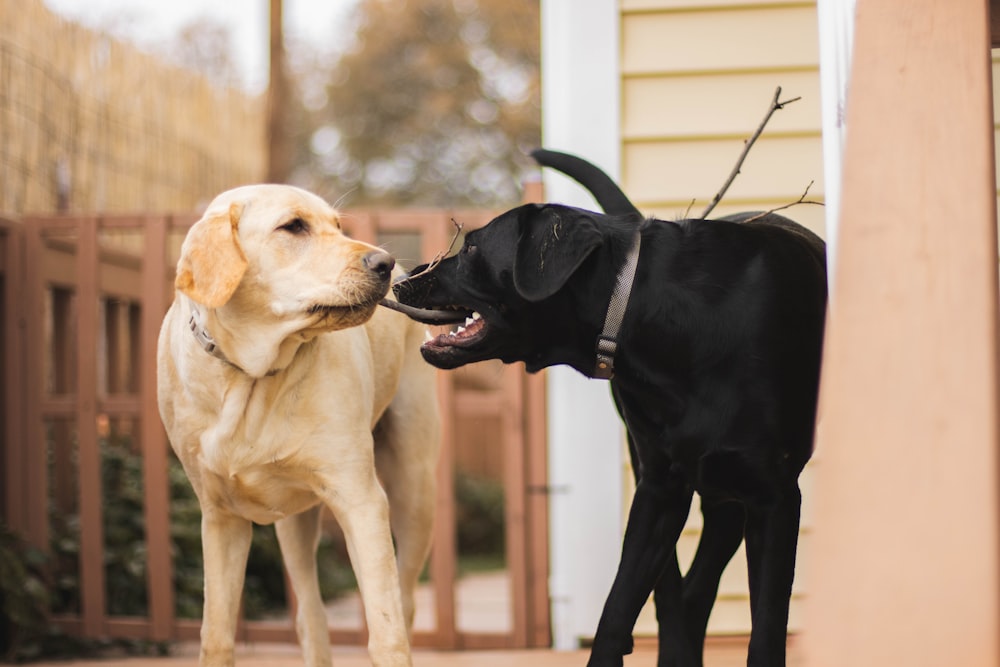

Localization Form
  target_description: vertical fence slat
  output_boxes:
[519,175,551,648]
[432,367,458,647]
[503,367,528,647]
[425,213,458,647]
[523,369,550,648]
[1,222,27,535]
[140,215,174,640]
[23,222,48,552]
[76,217,106,636]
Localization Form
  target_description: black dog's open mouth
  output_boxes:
[423,312,487,352]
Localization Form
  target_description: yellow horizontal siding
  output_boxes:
[623,71,822,139]
[622,5,820,75]
[633,526,811,636]
[624,135,824,206]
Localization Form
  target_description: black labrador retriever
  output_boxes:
[392,149,827,667]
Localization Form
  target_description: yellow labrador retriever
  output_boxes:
[157,184,439,667]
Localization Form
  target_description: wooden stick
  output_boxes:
[701,86,802,219]
[741,181,824,224]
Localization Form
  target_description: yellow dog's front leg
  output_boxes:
[276,506,333,667]
[320,463,412,667]
[200,510,253,667]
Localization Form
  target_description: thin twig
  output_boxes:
[742,181,824,224]
[682,198,696,219]
[701,86,802,219]
[392,217,464,287]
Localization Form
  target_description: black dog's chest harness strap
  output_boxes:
[595,228,642,379]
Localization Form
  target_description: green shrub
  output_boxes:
[454,472,506,558]
[0,523,50,660]
[48,434,358,626]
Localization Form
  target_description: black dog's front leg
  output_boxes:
[588,470,693,667]
[744,485,801,667]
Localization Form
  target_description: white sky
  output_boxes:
[43,0,357,93]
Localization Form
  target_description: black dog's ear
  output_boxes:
[514,205,603,302]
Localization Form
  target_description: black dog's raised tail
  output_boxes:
[530,148,640,217]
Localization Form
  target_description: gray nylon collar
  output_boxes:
[188,305,279,377]
[594,227,642,379]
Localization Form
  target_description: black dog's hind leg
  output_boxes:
[587,461,693,667]
[652,550,700,667]
[744,485,801,667]
[619,430,704,667]
[671,499,746,666]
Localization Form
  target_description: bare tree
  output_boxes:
[288,0,541,207]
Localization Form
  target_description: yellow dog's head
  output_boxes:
[176,184,394,333]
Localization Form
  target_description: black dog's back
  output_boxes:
[531,149,824,252]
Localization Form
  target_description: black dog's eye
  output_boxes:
[462,244,477,256]
[279,218,307,234]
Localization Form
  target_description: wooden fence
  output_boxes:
[0,185,551,649]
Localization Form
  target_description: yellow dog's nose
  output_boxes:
[363,250,395,279]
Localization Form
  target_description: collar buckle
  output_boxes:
[594,336,618,379]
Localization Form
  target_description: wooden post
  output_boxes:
[1,222,27,535]
[76,218,106,637]
[266,0,292,183]
[503,365,528,647]
[523,369,550,648]
[140,216,174,641]
[426,214,458,648]
[804,1,1000,665]
[22,222,48,552]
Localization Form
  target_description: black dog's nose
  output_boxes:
[363,250,395,279]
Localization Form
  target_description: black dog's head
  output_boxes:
[393,202,623,372]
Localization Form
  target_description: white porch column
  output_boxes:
[540,0,625,651]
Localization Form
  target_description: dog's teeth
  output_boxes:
[465,316,475,327]
[452,326,465,336]
[472,312,481,320]
[424,330,433,342]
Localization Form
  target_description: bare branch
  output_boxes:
[682,198,696,219]
[741,181,824,224]
[701,86,802,219]
[390,218,464,287]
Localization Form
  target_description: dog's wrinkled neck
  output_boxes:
[186,300,285,378]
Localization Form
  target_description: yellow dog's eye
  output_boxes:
[279,218,307,234]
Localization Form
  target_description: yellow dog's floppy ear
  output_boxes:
[175,202,248,308]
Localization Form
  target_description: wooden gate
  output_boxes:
[0,186,550,649]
